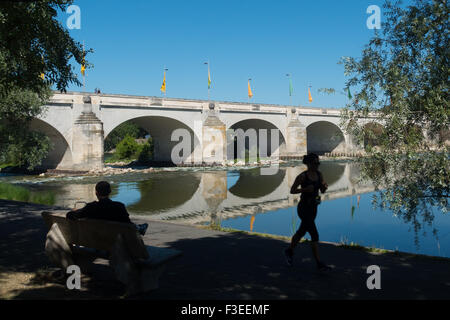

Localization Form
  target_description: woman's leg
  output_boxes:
[288,203,308,251]
[306,214,330,269]
[289,221,307,251]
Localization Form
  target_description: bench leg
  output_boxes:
[109,234,148,296]
[138,264,166,293]
[110,235,169,296]
[45,223,74,269]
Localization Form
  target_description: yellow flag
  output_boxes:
[308,87,313,103]
[161,70,166,93]
[250,216,255,232]
[81,49,86,76]
[208,66,211,89]
[248,80,253,99]
[40,55,45,80]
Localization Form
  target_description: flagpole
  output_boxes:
[83,41,85,92]
[208,60,210,102]
[287,73,292,106]
[163,66,168,98]
[204,61,210,102]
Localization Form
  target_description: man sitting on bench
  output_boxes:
[67,180,148,236]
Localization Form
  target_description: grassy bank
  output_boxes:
[202,224,450,262]
[0,182,55,206]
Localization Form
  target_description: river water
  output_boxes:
[1,160,449,258]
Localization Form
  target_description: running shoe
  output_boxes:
[317,261,332,271]
[284,248,294,266]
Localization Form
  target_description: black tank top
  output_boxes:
[300,171,322,202]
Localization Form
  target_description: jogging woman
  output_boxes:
[284,153,331,271]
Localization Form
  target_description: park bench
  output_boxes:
[41,211,182,295]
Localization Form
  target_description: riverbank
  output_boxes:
[1,199,450,300]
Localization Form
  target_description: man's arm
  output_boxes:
[66,204,90,220]
[118,203,132,224]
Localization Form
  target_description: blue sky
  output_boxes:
[58,0,390,108]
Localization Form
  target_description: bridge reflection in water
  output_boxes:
[52,161,373,227]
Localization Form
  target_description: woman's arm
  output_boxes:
[319,171,328,193]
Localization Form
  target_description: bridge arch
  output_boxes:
[227,118,286,161]
[306,121,346,155]
[29,118,73,169]
[105,116,201,163]
[228,168,286,199]
[125,173,202,213]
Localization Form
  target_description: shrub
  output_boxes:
[115,135,139,160]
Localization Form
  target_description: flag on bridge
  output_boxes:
[208,64,211,89]
[40,55,45,80]
[248,80,253,99]
[347,87,352,100]
[308,87,313,103]
[81,49,86,77]
[289,78,293,97]
[161,70,166,94]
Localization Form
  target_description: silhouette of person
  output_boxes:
[284,153,331,271]
[66,181,148,235]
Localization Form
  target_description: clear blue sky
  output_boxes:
[58,0,391,108]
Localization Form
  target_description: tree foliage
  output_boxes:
[104,121,148,152]
[0,1,89,169]
[340,0,449,241]
[113,134,153,162]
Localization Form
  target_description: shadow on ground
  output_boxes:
[1,199,449,300]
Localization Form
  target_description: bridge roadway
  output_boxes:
[33,91,376,171]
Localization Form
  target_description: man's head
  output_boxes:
[95,181,111,199]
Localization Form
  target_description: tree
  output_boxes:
[137,141,153,164]
[104,121,148,152]
[0,1,89,169]
[115,135,140,160]
[340,0,449,243]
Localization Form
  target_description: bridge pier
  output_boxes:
[284,109,307,159]
[71,96,104,171]
[202,105,227,165]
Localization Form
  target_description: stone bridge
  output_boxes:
[34,92,376,170]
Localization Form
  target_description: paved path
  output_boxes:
[1,199,449,300]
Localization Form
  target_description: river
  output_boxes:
[1,160,449,258]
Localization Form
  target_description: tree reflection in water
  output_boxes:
[358,153,449,248]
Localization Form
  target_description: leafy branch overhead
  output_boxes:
[0,1,90,169]
[339,0,449,238]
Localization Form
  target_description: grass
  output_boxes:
[0,162,17,169]
[0,182,55,206]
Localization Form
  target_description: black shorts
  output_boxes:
[297,199,318,220]
[295,200,319,242]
